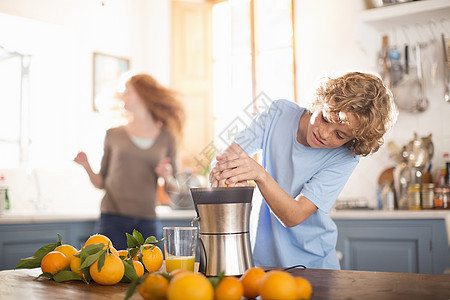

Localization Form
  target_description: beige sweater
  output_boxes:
[99,126,177,219]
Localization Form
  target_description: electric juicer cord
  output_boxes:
[248,264,306,275]
[282,264,307,271]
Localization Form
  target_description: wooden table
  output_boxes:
[1,267,449,300]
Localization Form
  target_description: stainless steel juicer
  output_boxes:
[190,186,254,276]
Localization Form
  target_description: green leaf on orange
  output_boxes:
[79,249,104,269]
[124,273,146,300]
[126,233,140,248]
[97,251,106,272]
[144,235,157,244]
[121,259,138,283]
[129,248,139,260]
[208,271,225,289]
[53,270,84,282]
[132,229,145,245]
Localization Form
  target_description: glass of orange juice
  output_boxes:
[163,227,197,273]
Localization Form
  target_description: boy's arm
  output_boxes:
[211,142,317,227]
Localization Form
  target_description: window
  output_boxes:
[0,15,88,169]
[211,0,295,147]
[0,49,28,167]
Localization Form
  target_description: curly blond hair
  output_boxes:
[128,74,185,139]
[310,72,397,156]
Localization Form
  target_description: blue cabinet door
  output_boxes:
[335,220,433,274]
[0,221,96,271]
[0,219,198,270]
[0,224,71,270]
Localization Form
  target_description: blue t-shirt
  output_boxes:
[234,99,359,269]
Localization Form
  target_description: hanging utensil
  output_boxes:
[442,34,450,103]
[404,44,409,75]
[392,44,420,112]
[414,44,428,112]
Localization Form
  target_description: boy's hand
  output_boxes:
[212,143,264,186]
[209,144,249,187]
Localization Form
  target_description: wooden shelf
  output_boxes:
[359,0,450,31]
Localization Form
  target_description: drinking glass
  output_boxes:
[163,227,197,272]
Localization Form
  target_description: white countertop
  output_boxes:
[0,205,197,224]
[1,207,449,224]
[329,209,450,220]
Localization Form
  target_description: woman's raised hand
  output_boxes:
[74,151,89,168]
[155,157,173,181]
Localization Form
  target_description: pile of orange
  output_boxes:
[35,233,313,299]
[239,267,312,300]
[39,233,152,286]
[137,266,312,300]
[139,270,215,300]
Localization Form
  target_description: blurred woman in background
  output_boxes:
[74,73,185,249]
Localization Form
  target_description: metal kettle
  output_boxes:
[190,186,254,276]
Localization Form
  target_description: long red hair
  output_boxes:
[128,74,185,139]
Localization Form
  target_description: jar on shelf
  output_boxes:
[408,184,421,210]
[434,186,450,209]
[421,183,435,209]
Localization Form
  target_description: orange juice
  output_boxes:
[165,256,195,273]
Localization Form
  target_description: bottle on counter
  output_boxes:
[0,175,10,214]
[434,156,450,209]
[444,152,450,186]
[434,185,449,209]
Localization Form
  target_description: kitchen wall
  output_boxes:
[0,0,449,213]
[0,0,172,214]
[294,0,450,207]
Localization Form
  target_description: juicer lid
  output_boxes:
[190,186,254,206]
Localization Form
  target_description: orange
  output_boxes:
[70,250,83,278]
[138,273,169,300]
[214,276,244,300]
[117,249,128,259]
[295,276,312,300]
[89,252,125,285]
[167,273,214,300]
[170,269,192,278]
[239,267,266,299]
[41,251,70,275]
[54,244,78,263]
[84,234,113,249]
[118,249,138,261]
[133,260,145,277]
[84,234,119,257]
[141,244,163,273]
[259,270,297,300]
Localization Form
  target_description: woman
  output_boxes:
[74,74,185,249]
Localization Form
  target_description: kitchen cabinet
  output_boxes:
[0,221,95,271]
[0,208,196,270]
[333,212,450,275]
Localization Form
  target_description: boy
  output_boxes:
[209,72,397,269]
